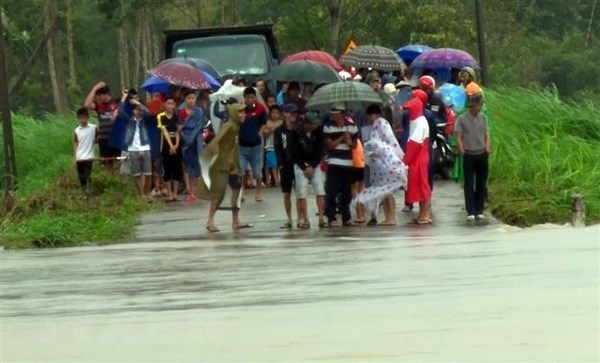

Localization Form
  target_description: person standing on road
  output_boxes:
[402,96,432,225]
[239,87,268,202]
[198,104,251,232]
[260,105,283,187]
[455,94,491,221]
[290,111,327,229]
[323,104,359,227]
[157,96,183,202]
[274,103,299,229]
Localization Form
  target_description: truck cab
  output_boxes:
[164,24,279,82]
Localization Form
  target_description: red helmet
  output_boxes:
[419,75,435,90]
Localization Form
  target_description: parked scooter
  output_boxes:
[433,122,455,180]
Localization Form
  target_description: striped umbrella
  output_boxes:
[305,81,383,110]
[340,45,407,72]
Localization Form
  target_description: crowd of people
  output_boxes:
[72,65,491,232]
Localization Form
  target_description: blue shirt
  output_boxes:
[238,103,267,147]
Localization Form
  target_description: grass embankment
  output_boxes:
[0,115,152,249]
[486,87,600,226]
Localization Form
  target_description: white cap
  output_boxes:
[383,83,397,95]
[338,70,352,80]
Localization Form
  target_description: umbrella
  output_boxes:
[281,50,343,71]
[265,60,341,84]
[339,45,407,72]
[410,48,479,70]
[158,57,222,81]
[396,44,432,63]
[438,83,466,113]
[305,81,383,110]
[148,62,211,90]
[141,71,222,93]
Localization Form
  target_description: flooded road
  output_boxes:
[1,183,599,362]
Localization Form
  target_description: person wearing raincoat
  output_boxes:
[403,96,432,225]
[198,103,251,232]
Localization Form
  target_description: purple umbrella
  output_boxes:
[410,48,479,70]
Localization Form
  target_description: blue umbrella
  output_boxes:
[141,70,222,93]
[439,83,466,113]
[396,44,432,63]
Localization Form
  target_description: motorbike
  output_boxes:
[432,122,455,180]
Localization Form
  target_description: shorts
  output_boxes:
[352,167,365,184]
[294,165,325,199]
[239,144,263,178]
[280,163,294,194]
[128,150,152,176]
[265,150,278,168]
[98,138,121,158]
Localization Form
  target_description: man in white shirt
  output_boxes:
[73,108,98,188]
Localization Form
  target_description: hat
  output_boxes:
[419,75,435,89]
[468,94,483,106]
[381,74,398,85]
[465,82,483,96]
[383,83,397,95]
[460,67,476,80]
[220,97,238,105]
[282,103,298,113]
[304,111,322,124]
[365,73,381,84]
[395,79,415,88]
[330,102,346,114]
[412,89,429,105]
[353,74,362,81]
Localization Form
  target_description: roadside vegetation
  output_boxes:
[486,87,600,226]
[0,115,152,249]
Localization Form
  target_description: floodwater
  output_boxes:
[1,183,599,362]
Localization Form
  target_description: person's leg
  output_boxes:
[76,161,86,188]
[312,168,326,226]
[297,198,308,226]
[252,145,264,201]
[383,195,396,224]
[462,154,476,217]
[294,165,309,226]
[325,165,341,224]
[339,166,353,224]
[84,161,93,189]
[207,195,224,231]
[283,193,292,225]
[417,200,431,222]
[475,153,489,216]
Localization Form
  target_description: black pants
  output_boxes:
[76,160,93,188]
[162,150,183,182]
[326,164,353,223]
[463,153,489,215]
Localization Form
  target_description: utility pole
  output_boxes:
[0,9,18,192]
[475,0,489,86]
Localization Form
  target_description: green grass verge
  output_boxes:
[0,115,153,249]
[486,86,600,226]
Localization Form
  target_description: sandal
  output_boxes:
[255,195,263,202]
[353,219,366,224]
[280,222,292,229]
[329,220,341,228]
[233,223,253,229]
[408,218,432,225]
[378,222,397,226]
[206,225,220,233]
[367,218,378,226]
[343,221,358,227]
[318,220,328,228]
[298,222,310,230]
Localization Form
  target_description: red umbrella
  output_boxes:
[148,62,210,90]
[281,50,343,72]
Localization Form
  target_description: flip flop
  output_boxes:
[378,222,397,226]
[329,221,341,228]
[353,219,366,224]
[233,224,253,229]
[318,220,328,228]
[367,219,378,226]
[343,221,358,227]
[298,222,310,230]
[280,222,292,229]
[206,225,220,232]
[255,196,263,202]
[408,219,432,225]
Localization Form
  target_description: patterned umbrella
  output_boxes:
[141,71,221,93]
[149,62,211,90]
[339,45,406,72]
[395,44,432,63]
[281,50,343,71]
[410,48,479,70]
[158,58,222,81]
[305,81,382,110]
[265,61,341,84]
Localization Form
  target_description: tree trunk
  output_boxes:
[195,0,203,27]
[132,11,142,87]
[66,0,76,85]
[118,0,130,89]
[46,0,68,114]
[325,0,342,56]
[221,0,226,25]
[141,7,149,79]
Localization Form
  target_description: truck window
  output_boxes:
[173,37,270,77]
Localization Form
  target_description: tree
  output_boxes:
[325,0,342,56]
[118,0,130,89]
[45,0,68,114]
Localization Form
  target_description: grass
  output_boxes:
[485,86,600,226]
[0,115,153,249]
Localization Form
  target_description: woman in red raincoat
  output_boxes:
[403,92,432,224]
